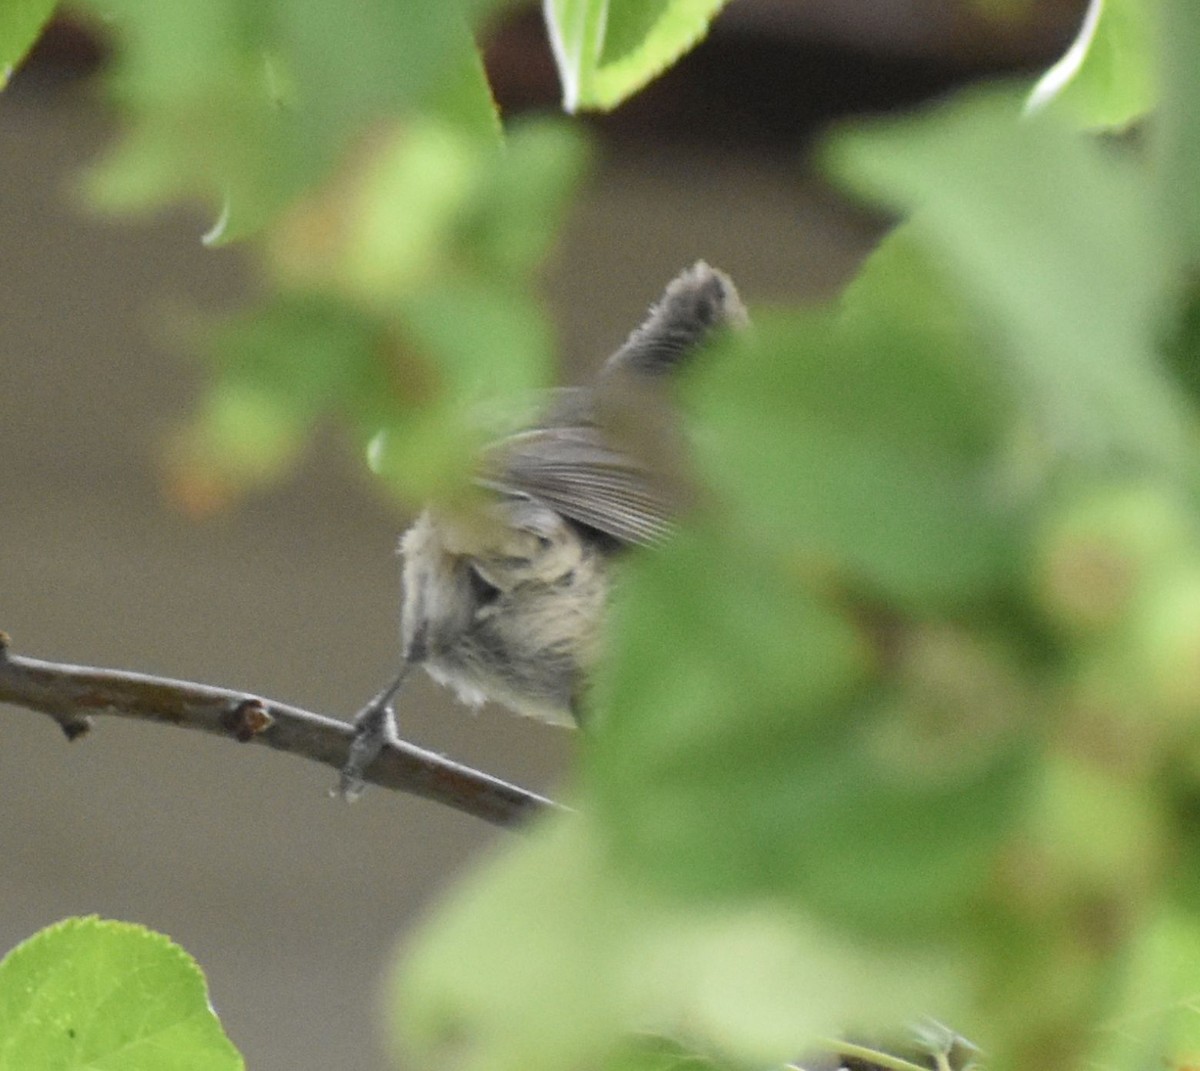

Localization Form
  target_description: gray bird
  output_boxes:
[341,262,747,793]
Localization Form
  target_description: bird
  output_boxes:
[339,262,747,795]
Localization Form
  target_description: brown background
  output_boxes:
[1,4,1078,1068]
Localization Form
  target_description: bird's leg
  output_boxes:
[334,663,411,801]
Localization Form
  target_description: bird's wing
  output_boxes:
[479,425,675,548]
[472,260,747,547]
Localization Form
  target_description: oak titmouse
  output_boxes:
[340,263,747,792]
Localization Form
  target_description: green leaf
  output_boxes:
[471,117,592,276]
[582,207,1036,937]
[192,379,305,475]
[1086,907,1200,1071]
[322,120,483,300]
[208,293,391,411]
[1025,0,1157,130]
[1154,0,1200,267]
[399,283,552,402]
[688,306,1017,607]
[588,527,1035,934]
[0,917,242,1071]
[826,85,1189,473]
[544,0,731,112]
[0,0,56,88]
[275,116,587,305]
[1162,282,1200,407]
[395,813,963,1071]
[80,0,503,240]
[168,114,583,506]
[543,0,605,113]
[599,1036,731,1071]
[680,216,1019,614]
[1151,917,1200,1070]
[179,277,553,507]
[368,281,554,501]
[163,294,397,509]
[396,815,629,1071]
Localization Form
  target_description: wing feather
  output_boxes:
[479,425,675,547]
[470,263,745,547]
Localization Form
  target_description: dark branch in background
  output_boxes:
[0,632,557,829]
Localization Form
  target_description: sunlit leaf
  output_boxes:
[544,0,731,112]
[0,917,242,1071]
[1025,0,1156,130]
[0,0,57,88]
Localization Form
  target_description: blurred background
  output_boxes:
[1,2,1082,1068]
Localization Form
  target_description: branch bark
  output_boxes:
[0,632,558,829]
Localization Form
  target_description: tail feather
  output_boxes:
[603,261,747,377]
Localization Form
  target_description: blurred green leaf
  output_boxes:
[1031,482,1199,641]
[172,275,554,508]
[544,0,731,112]
[395,815,629,1071]
[166,378,308,513]
[81,0,502,241]
[177,112,584,505]
[208,293,392,412]
[1162,282,1200,405]
[0,0,56,87]
[78,0,590,508]
[598,1036,730,1071]
[1025,0,1156,130]
[368,280,554,500]
[162,294,396,511]
[688,308,1017,607]
[471,118,592,276]
[312,120,483,301]
[0,917,242,1071]
[1086,908,1200,1071]
[396,813,962,1071]
[588,527,1034,933]
[399,283,552,401]
[1155,0,1200,268]
[269,116,589,305]
[827,86,1187,474]
[1156,937,1200,1071]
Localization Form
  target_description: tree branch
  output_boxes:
[0,632,558,829]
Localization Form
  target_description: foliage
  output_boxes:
[0,917,242,1070]
[543,0,732,112]
[1025,0,1155,129]
[0,0,55,87]
[7,0,1200,1070]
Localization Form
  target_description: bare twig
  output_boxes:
[0,632,558,829]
